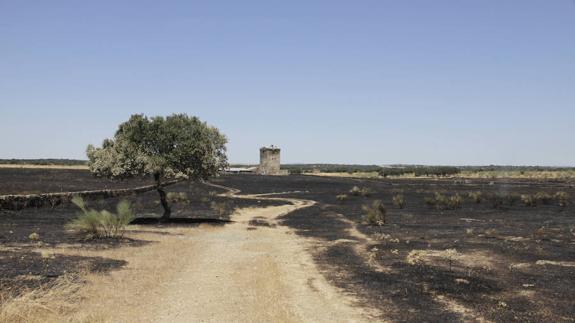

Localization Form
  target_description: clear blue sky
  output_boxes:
[1,1,574,166]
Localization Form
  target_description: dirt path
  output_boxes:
[43,184,373,322]
[145,184,369,322]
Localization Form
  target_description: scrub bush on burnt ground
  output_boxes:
[66,196,135,239]
[424,192,462,210]
[466,191,483,203]
[363,200,387,230]
[520,191,570,207]
[349,186,372,197]
[392,194,406,209]
[555,191,570,207]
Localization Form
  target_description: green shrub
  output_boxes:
[467,191,482,204]
[392,194,405,209]
[448,194,463,209]
[555,192,569,207]
[534,192,553,205]
[425,192,462,210]
[349,186,371,197]
[67,196,135,239]
[363,200,386,228]
[521,194,536,207]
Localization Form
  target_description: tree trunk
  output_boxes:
[155,173,171,221]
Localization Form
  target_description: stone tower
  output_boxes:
[257,146,285,175]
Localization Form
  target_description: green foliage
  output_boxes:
[67,196,135,239]
[555,192,569,207]
[392,194,406,209]
[467,191,483,203]
[425,192,462,210]
[87,114,228,181]
[379,166,460,178]
[0,159,87,166]
[280,164,382,174]
[534,192,553,205]
[521,194,537,207]
[363,200,387,227]
[349,186,371,197]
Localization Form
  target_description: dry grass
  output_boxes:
[0,226,204,323]
[0,275,82,323]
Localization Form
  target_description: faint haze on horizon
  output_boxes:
[1,1,574,166]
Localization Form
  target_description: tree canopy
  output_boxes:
[87,114,228,219]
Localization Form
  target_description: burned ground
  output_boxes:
[0,169,286,300]
[216,174,575,322]
[2,169,575,322]
[0,168,154,195]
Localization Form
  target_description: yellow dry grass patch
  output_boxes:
[0,226,206,323]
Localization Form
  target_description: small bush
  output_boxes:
[521,194,536,207]
[363,200,387,227]
[467,191,482,204]
[555,192,569,207]
[425,192,462,210]
[167,192,189,203]
[349,186,371,197]
[448,194,463,209]
[336,194,349,202]
[534,192,553,205]
[392,194,405,209]
[67,196,135,239]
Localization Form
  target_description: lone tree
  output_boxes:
[87,114,228,220]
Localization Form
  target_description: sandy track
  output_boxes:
[49,184,371,322]
[145,185,368,322]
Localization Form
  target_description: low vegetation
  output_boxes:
[555,191,570,207]
[467,191,483,203]
[392,194,405,208]
[362,200,386,229]
[349,186,371,197]
[424,192,462,210]
[66,196,135,239]
[336,194,348,202]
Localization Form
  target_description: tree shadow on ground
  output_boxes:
[130,217,233,226]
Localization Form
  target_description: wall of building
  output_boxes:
[258,147,287,175]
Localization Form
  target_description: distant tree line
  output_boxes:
[282,164,383,174]
[0,159,88,166]
[378,166,460,177]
